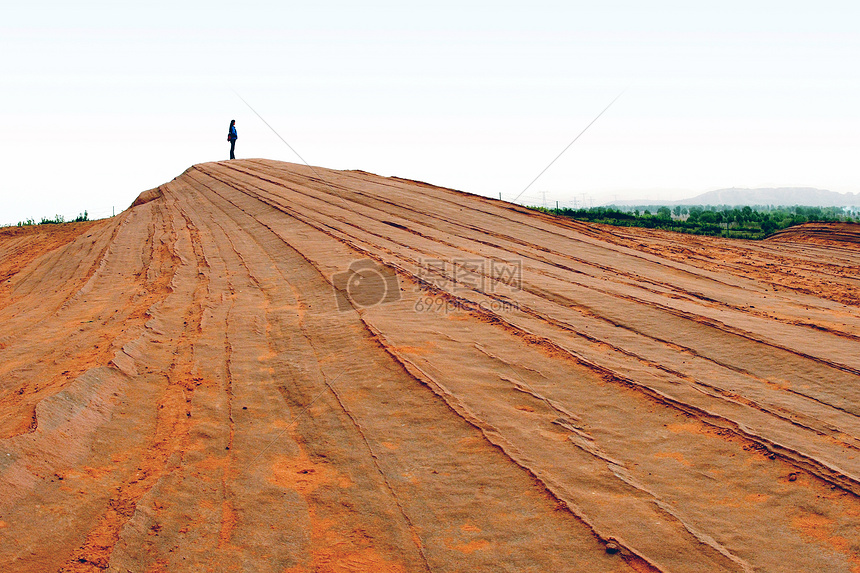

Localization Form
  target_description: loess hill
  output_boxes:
[1,159,859,573]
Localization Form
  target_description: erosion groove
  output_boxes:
[1,159,859,573]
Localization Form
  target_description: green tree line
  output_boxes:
[16,211,89,226]
[529,205,857,239]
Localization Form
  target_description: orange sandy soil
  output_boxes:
[1,159,859,573]
[767,222,860,248]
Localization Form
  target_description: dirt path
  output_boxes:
[1,159,858,572]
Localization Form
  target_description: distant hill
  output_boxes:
[614,187,859,207]
[766,221,860,246]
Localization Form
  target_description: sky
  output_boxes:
[2,0,859,223]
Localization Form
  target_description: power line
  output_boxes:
[510,89,627,204]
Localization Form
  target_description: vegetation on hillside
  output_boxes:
[16,211,89,227]
[529,204,858,239]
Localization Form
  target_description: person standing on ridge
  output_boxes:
[227,119,238,159]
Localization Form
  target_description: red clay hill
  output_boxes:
[1,160,859,572]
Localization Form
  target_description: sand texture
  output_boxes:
[1,159,859,572]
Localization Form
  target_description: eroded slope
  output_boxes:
[1,160,858,572]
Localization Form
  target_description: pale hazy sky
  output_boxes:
[2,0,858,222]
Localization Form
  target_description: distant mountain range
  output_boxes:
[612,188,859,207]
